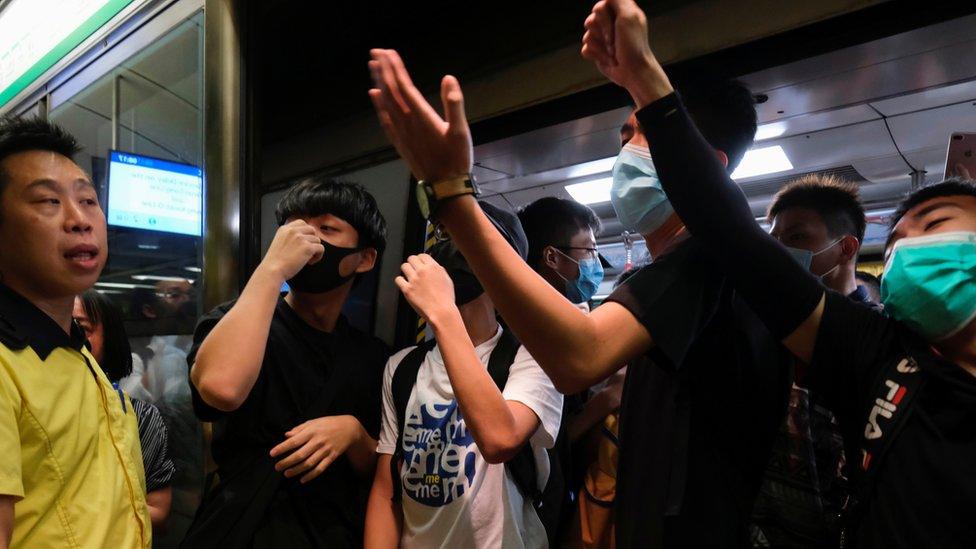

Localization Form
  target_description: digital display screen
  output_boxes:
[107,150,203,236]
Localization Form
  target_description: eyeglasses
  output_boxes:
[556,246,599,260]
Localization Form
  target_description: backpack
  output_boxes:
[838,355,925,548]
[389,328,559,540]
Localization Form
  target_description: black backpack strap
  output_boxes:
[840,355,925,547]
[389,340,436,502]
[486,329,544,508]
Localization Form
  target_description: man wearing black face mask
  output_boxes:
[183,177,390,548]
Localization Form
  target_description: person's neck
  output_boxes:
[825,262,859,297]
[457,296,499,348]
[643,217,689,259]
[285,284,351,333]
[934,319,976,378]
[2,277,75,333]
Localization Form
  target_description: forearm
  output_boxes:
[146,487,172,531]
[430,311,525,461]
[436,197,611,389]
[0,495,13,549]
[636,94,823,339]
[190,266,282,410]
[365,455,402,549]
[345,421,379,478]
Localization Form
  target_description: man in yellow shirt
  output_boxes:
[0,117,150,548]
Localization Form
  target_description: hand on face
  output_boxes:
[581,0,674,107]
[259,220,325,282]
[368,49,473,183]
[395,253,457,323]
[270,415,362,483]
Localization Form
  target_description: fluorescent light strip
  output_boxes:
[565,157,617,179]
[95,282,156,289]
[565,178,613,205]
[754,122,787,141]
[184,266,202,273]
[131,275,195,283]
[731,145,793,180]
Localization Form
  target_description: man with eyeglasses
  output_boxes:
[516,197,616,542]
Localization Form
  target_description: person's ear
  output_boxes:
[840,235,860,262]
[354,248,378,273]
[543,246,560,270]
[142,304,157,319]
[715,149,729,169]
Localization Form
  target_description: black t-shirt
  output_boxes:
[607,238,792,548]
[808,291,976,548]
[183,297,389,548]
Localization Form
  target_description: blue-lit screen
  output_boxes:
[107,150,203,236]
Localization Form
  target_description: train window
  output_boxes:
[48,12,205,546]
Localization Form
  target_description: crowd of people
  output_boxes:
[0,0,973,547]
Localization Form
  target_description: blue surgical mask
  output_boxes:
[611,143,674,236]
[881,231,976,341]
[554,248,604,303]
[786,237,843,276]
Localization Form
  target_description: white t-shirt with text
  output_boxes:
[376,327,563,549]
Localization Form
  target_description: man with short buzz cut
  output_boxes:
[0,117,150,548]
[768,174,871,303]
[183,176,390,548]
[752,172,873,546]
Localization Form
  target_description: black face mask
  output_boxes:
[428,240,484,306]
[287,239,363,294]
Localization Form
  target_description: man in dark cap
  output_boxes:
[365,202,563,549]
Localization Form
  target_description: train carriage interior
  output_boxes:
[2,0,976,546]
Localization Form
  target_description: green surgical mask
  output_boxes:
[881,231,976,341]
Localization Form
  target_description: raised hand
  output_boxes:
[581,0,674,108]
[368,49,473,183]
[270,415,365,483]
[395,254,458,324]
[258,220,325,282]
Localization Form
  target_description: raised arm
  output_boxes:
[395,254,541,462]
[190,221,323,411]
[368,51,651,393]
[581,0,826,361]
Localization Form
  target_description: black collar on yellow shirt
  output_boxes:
[0,282,87,361]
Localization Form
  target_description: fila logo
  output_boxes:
[895,357,920,374]
[863,358,917,442]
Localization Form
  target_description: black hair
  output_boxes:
[855,270,882,302]
[890,177,976,229]
[275,176,388,254]
[680,79,757,173]
[517,197,602,266]
[768,174,867,242]
[0,116,81,201]
[79,289,133,383]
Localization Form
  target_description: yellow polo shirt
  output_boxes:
[0,284,150,548]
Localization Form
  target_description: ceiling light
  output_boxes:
[95,282,156,289]
[565,178,613,205]
[184,266,202,273]
[132,275,194,283]
[754,122,787,141]
[566,157,617,179]
[731,145,793,180]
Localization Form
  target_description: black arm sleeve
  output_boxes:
[634,93,823,340]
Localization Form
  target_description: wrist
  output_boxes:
[251,263,287,290]
[427,306,463,333]
[625,56,674,109]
